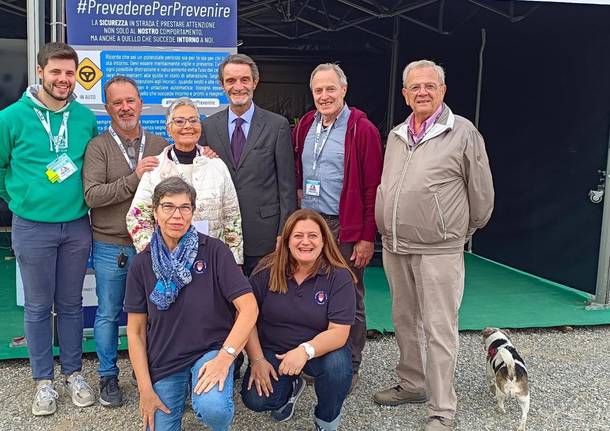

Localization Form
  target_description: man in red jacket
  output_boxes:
[293,63,383,388]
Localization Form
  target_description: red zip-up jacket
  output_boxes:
[292,107,383,243]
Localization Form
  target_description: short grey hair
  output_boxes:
[402,60,446,87]
[309,63,348,89]
[218,53,260,83]
[166,97,200,125]
[103,75,141,101]
[152,177,197,210]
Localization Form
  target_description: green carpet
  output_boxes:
[2,247,610,360]
[364,252,610,333]
[0,245,127,360]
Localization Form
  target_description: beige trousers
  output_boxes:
[382,250,465,419]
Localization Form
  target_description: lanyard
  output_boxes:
[312,118,334,171]
[34,108,70,154]
[169,145,201,182]
[109,126,146,171]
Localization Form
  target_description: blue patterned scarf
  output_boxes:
[149,225,199,310]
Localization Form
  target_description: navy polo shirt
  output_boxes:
[250,266,356,353]
[124,233,252,384]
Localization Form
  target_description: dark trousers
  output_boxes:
[243,255,264,277]
[325,217,367,374]
[241,345,352,424]
[12,214,91,380]
[236,255,266,377]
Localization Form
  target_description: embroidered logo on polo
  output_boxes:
[193,260,208,274]
[314,290,327,305]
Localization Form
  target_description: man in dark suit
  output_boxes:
[200,54,296,276]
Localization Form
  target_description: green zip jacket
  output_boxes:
[0,86,98,222]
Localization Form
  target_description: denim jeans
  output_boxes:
[92,240,136,377]
[150,350,235,431]
[241,344,352,430]
[11,214,91,381]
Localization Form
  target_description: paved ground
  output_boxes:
[1,325,609,430]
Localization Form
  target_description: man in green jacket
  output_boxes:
[0,42,98,416]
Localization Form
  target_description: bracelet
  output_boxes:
[250,356,265,364]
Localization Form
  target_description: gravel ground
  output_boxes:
[1,325,609,431]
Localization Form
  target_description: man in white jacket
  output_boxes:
[373,60,494,431]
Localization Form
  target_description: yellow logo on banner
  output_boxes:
[77,58,103,90]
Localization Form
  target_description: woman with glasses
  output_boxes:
[126,176,258,431]
[127,97,243,264]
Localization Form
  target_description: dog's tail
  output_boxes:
[498,347,516,380]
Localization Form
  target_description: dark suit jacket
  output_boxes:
[200,105,296,257]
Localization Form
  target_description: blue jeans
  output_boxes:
[150,350,235,431]
[92,240,136,377]
[241,344,352,430]
[11,214,91,381]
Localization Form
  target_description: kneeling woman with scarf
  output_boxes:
[125,177,258,431]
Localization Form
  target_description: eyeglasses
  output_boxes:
[406,83,442,93]
[158,203,194,216]
[171,117,200,128]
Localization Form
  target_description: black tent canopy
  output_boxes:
[3,0,610,305]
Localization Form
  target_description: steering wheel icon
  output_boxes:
[79,66,96,83]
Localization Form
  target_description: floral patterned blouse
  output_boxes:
[126,146,243,264]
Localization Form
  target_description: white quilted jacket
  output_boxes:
[126,145,243,263]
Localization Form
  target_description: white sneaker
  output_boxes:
[63,373,95,407]
[32,380,58,416]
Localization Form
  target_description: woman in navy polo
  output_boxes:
[241,208,356,431]
[125,177,258,431]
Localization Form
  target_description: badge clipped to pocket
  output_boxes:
[304,179,321,197]
[46,153,77,183]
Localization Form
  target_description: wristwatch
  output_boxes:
[223,346,238,358]
[300,342,315,360]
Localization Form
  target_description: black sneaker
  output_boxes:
[233,352,244,380]
[99,376,123,408]
[130,370,138,387]
[271,376,306,422]
[302,372,315,385]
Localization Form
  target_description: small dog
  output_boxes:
[481,327,530,431]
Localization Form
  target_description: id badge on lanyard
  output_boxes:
[35,108,69,153]
[304,119,333,197]
[34,108,76,183]
[46,153,77,183]
[109,126,146,171]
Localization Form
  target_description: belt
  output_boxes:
[319,212,339,221]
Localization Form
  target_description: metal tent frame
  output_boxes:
[237,0,537,41]
[10,0,609,306]
[236,0,538,134]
